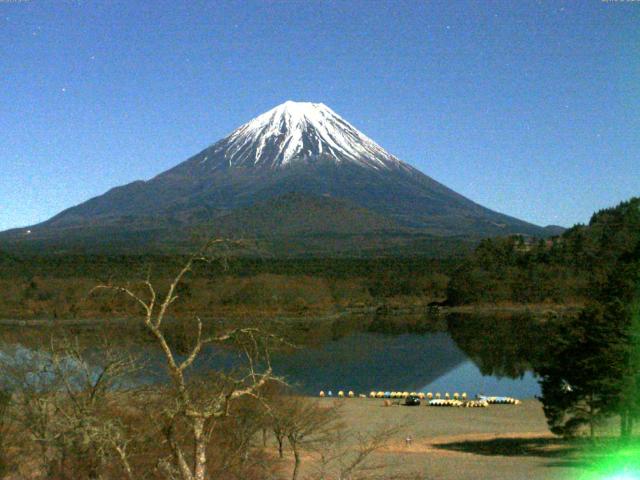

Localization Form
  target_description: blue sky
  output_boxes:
[1,0,638,231]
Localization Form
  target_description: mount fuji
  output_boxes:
[1,101,558,254]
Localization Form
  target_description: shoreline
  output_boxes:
[0,302,582,327]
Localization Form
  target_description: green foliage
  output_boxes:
[447,197,640,306]
[534,198,640,438]
[537,305,627,437]
[447,313,551,379]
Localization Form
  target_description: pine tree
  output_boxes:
[537,201,640,439]
[538,305,625,437]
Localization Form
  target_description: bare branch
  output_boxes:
[90,284,153,319]
[178,317,203,373]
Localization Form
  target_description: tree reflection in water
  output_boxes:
[446,312,560,380]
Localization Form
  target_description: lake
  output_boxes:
[184,312,549,398]
[0,312,551,398]
[266,331,541,398]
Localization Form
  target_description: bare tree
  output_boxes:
[91,239,282,480]
[264,392,341,480]
[311,422,403,480]
[0,330,141,479]
[0,340,80,478]
[0,387,11,476]
[48,333,142,479]
[264,394,404,480]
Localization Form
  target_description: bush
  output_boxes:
[0,388,11,476]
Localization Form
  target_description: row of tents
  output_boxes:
[318,390,520,406]
[318,390,468,400]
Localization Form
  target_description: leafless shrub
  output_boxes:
[264,392,341,480]
[310,422,403,480]
[0,330,142,479]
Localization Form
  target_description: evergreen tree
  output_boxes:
[610,262,640,439]
[537,305,625,437]
[537,199,640,438]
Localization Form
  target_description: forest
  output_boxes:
[446,197,640,305]
[1,198,639,320]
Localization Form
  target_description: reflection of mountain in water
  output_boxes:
[0,314,548,398]
[125,314,550,397]
[267,332,467,394]
[419,361,540,399]
[110,329,467,393]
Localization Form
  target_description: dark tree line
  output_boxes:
[535,198,640,438]
[447,198,640,306]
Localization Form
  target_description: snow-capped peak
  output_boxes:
[209,101,406,170]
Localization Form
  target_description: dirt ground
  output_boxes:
[311,398,588,480]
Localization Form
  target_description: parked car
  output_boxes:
[404,395,421,406]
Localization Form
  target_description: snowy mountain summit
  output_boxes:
[206,101,406,171]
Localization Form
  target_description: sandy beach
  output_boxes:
[299,398,587,480]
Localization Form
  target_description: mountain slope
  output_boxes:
[211,192,401,237]
[1,101,554,254]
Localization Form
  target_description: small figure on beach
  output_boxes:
[405,435,412,446]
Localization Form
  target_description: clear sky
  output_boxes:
[1,0,638,231]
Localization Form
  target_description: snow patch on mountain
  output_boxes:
[207,101,408,171]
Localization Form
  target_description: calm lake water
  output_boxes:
[266,331,541,398]
[179,312,548,398]
[1,313,550,398]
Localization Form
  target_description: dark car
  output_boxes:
[404,395,421,406]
